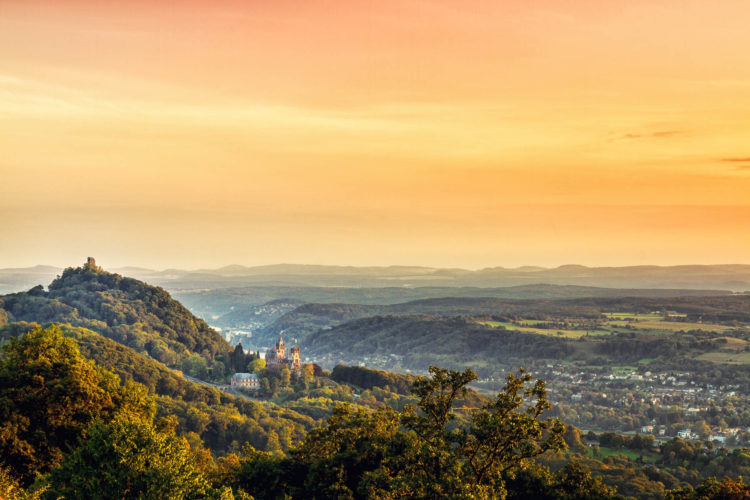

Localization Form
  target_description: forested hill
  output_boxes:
[0,261,231,365]
[303,315,573,372]
[256,293,750,347]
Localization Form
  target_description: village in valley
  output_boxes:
[222,325,750,448]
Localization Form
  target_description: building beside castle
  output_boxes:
[231,372,260,390]
[265,333,301,372]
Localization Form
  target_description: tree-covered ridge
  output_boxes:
[302,313,750,383]
[0,322,317,459]
[255,293,750,348]
[0,325,236,498]
[0,326,155,485]
[330,364,490,409]
[0,263,230,365]
[3,325,750,498]
[304,315,573,371]
[331,364,418,394]
[226,366,609,499]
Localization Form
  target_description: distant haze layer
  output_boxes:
[1,263,749,295]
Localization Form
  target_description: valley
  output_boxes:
[3,261,750,498]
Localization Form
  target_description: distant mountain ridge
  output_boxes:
[2,262,750,294]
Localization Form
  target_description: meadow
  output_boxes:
[479,312,744,339]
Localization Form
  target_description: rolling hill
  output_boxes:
[0,260,232,365]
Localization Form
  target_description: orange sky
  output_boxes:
[1,0,749,269]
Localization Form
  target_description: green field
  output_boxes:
[696,351,750,364]
[479,312,746,340]
[602,312,740,334]
[606,319,733,333]
[588,446,659,463]
[612,366,639,374]
[478,321,610,339]
[603,312,667,321]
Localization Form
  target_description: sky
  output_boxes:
[1,0,750,270]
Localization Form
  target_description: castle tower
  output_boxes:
[290,346,301,371]
[276,333,286,359]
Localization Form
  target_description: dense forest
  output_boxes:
[0,262,231,367]
[3,325,749,498]
[247,293,750,348]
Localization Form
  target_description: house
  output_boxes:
[678,429,696,440]
[231,372,260,390]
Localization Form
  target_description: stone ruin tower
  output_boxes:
[84,257,101,271]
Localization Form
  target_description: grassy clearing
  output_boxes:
[606,320,732,333]
[696,351,750,364]
[612,366,639,374]
[478,321,609,339]
[589,446,659,463]
[603,312,666,321]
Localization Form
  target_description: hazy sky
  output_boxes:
[2,0,750,269]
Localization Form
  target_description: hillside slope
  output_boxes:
[0,261,231,365]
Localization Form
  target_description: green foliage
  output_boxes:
[666,476,750,499]
[0,264,231,367]
[231,366,571,499]
[331,364,416,394]
[0,465,45,500]
[0,325,154,485]
[183,353,209,379]
[44,416,221,499]
[0,322,316,459]
[248,358,266,373]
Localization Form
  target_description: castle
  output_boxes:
[265,333,301,372]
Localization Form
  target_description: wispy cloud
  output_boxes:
[622,130,682,140]
[720,158,750,171]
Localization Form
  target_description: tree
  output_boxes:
[666,476,750,499]
[212,360,226,380]
[248,358,265,374]
[182,353,209,379]
[232,366,571,499]
[233,344,246,373]
[299,364,314,388]
[552,462,621,500]
[0,325,154,485]
[0,465,45,500]
[692,420,711,441]
[279,366,291,388]
[44,416,222,499]
[401,367,567,498]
